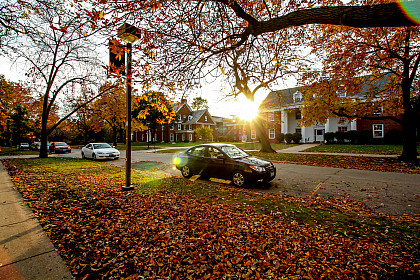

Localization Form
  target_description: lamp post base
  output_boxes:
[121,185,134,191]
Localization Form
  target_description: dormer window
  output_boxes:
[374,106,383,115]
[293,91,302,103]
[188,115,192,121]
[205,116,207,121]
[339,92,347,98]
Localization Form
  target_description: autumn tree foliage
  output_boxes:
[301,24,419,162]
[91,84,128,147]
[132,91,176,144]
[0,75,35,146]
[2,0,111,157]
[99,0,419,152]
[195,125,213,143]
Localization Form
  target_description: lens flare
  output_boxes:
[398,1,420,25]
[173,155,182,165]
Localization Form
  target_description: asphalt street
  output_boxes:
[56,148,419,217]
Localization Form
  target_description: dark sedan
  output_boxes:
[49,142,71,153]
[174,143,276,187]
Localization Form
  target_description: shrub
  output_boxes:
[356,130,373,144]
[385,129,403,144]
[278,133,285,143]
[324,132,336,144]
[345,130,358,144]
[284,133,294,144]
[292,132,302,144]
[335,131,346,144]
[218,136,227,142]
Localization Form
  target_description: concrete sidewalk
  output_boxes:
[0,161,73,279]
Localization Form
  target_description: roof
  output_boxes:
[183,109,216,125]
[259,87,302,110]
[260,74,394,110]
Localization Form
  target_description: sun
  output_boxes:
[233,96,260,121]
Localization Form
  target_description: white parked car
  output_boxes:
[81,143,120,160]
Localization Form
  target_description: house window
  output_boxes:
[374,106,383,115]
[188,115,192,120]
[295,110,302,120]
[268,112,274,121]
[268,129,275,139]
[184,125,187,130]
[178,124,181,130]
[338,126,348,132]
[251,129,256,139]
[183,115,186,119]
[205,116,207,121]
[293,91,302,103]
[189,133,193,141]
[182,134,185,141]
[373,124,384,138]
[189,124,192,130]
[295,128,302,134]
[170,133,174,142]
[233,136,236,141]
[339,91,347,98]
[171,124,174,130]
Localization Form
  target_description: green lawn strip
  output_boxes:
[304,144,408,155]
[3,158,419,279]
[0,147,38,156]
[249,151,420,174]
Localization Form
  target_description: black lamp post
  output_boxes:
[117,23,141,191]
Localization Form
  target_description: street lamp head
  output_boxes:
[118,23,141,44]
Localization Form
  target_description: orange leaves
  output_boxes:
[5,158,419,279]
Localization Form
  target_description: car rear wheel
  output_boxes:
[81,152,85,159]
[181,165,193,178]
[232,170,246,187]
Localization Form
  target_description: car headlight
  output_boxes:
[250,165,265,172]
[97,152,104,154]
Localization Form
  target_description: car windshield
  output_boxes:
[221,146,248,159]
[93,143,112,149]
[55,142,67,146]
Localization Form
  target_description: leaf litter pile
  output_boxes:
[4,158,419,279]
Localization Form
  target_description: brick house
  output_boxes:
[259,76,407,143]
[133,99,216,142]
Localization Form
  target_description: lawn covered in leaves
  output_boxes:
[4,158,419,279]
[249,152,420,174]
[304,144,407,155]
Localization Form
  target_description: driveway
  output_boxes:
[57,149,419,217]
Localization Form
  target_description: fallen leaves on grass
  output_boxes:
[250,152,420,174]
[4,158,419,280]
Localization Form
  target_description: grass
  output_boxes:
[304,144,413,155]
[4,157,419,279]
[5,157,418,247]
[0,146,38,156]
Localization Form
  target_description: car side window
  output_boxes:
[87,144,92,149]
[208,147,223,159]
[189,146,206,157]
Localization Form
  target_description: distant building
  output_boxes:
[133,99,216,142]
[259,76,406,143]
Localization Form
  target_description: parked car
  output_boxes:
[174,143,276,187]
[30,142,40,151]
[49,142,71,153]
[17,143,30,150]
[81,143,120,160]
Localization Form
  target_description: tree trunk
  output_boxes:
[254,120,276,153]
[399,59,419,163]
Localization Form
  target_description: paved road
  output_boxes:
[57,149,419,217]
